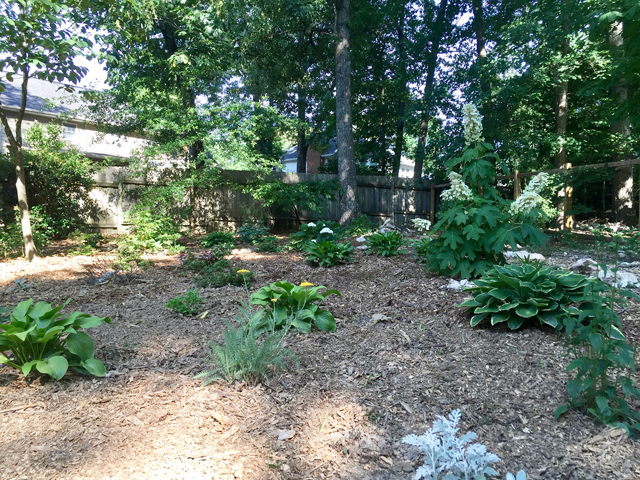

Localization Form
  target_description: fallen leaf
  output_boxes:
[277,429,296,441]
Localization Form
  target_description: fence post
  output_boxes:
[430,183,436,224]
[116,180,124,234]
[513,170,521,199]
[562,163,573,230]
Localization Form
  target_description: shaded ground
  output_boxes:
[1,240,639,480]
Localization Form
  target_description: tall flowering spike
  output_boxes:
[510,173,550,215]
[462,103,484,146]
[441,172,474,202]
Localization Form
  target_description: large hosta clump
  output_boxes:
[459,261,590,330]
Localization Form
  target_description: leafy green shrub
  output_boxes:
[343,214,376,237]
[459,261,590,330]
[302,240,353,267]
[0,299,111,380]
[179,247,232,269]
[250,281,340,333]
[237,222,269,243]
[166,288,203,316]
[556,265,640,435]
[69,231,104,257]
[366,231,408,257]
[253,235,280,252]
[193,260,254,288]
[201,230,235,248]
[413,237,432,263]
[0,208,53,257]
[121,209,182,253]
[195,305,298,386]
[289,220,341,250]
[419,104,548,279]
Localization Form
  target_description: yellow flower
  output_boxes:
[237,269,250,274]
[271,298,278,302]
[300,282,314,287]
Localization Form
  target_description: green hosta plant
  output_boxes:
[237,222,269,243]
[201,230,235,248]
[366,231,408,257]
[0,299,111,380]
[289,220,341,250]
[249,281,340,333]
[166,288,203,316]
[459,261,590,330]
[302,240,354,267]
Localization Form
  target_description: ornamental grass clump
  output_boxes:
[459,260,590,330]
[419,104,548,279]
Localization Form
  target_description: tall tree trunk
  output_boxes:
[609,21,633,225]
[414,0,449,179]
[0,77,38,260]
[335,0,358,225]
[555,34,572,229]
[296,83,307,173]
[471,0,490,96]
[392,2,406,178]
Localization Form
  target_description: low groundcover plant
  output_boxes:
[166,288,203,316]
[302,239,354,267]
[0,299,111,380]
[366,230,408,257]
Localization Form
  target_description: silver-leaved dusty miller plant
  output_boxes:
[403,409,526,480]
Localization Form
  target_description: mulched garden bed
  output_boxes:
[0,241,639,480]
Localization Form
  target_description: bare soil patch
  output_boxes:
[1,243,639,480]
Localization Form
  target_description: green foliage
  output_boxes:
[179,247,232,269]
[253,235,281,252]
[195,305,298,386]
[557,273,640,435]
[459,261,590,330]
[289,220,341,250]
[0,208,51,257]
[69,231,103,256]
[244,178,339,223]
[343,215,376,237]
[366,231,408,257]
[249,281,340,333]
[237,222,269,244]
[193,260,253,289]
[166,288,203,316]
[302,240,354,267]
[0,299,111,380]
[413,237,432,263]
[421,143,548,279]
[22,123,100,238]
[201,230,235,248]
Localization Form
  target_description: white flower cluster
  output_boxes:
[307,222,316,227]
[441,172,474,203]
[319,227,333,234]
[412,218,432,233]
[509,172,550,216]
[463,103,484,146]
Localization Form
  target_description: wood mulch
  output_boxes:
[0,239,639,480]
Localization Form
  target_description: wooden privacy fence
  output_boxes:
[87,167,438,233]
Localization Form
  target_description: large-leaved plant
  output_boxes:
[0,299,111,380]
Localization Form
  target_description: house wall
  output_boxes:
[0,111,147,159]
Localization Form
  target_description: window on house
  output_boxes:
[62,123,77,140]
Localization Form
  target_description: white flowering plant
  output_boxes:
[412,218,432,234]
[289,220,341,250]
[419,105,548,279]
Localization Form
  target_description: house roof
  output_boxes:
[0,74,86,117]
[283,139,338,164]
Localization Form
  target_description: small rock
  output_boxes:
[370,313,390,326]
[598,269,639,288]
[503,251,545,263]
[277,429,296,441]
[569,258,596,271]
[356,246,368,250]
[356,236,367,243]
[445,279,471,290]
